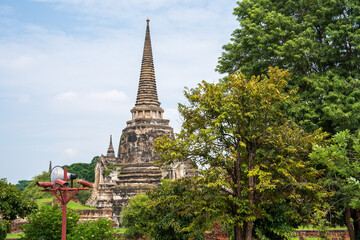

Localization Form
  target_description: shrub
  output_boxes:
[68,218,115,240]
[21,204,80,240]
[21,204,115,240]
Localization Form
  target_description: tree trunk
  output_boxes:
[346,207,355,240]
[233,153,243,240]
[245,220,253,240]
[234,225,242,240]
[245,151,256,240]
[354,209,360,240]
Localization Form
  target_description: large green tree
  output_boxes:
[62,157,98,204]
[155,68,327,240]
[0,179,36,240]
[23,171,52,199]
[15,180,32,191]
[63,156,98,183]
[217,0,360,135]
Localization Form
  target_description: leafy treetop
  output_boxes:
[217,0,360,135]
[155,67,328,240]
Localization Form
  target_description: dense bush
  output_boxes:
[21,204,80,240]
[68,218,115,240]
[0,178,36,240]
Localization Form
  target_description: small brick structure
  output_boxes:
[205,222,229,240]
[295,229,349,240]
[9,218,27,234]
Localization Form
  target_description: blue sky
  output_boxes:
[0,0,238,184]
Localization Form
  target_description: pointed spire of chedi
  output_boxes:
[136,18,159,106]
[107,134,115,158]
[130,19,164,120]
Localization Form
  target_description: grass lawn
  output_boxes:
[289,225,347,239]
[7,229,126,239]
[6,233,23,239]
[67,200,96,210]
[34,197,53,205]
[291,238,318,240]
[297,225,346,230]
[35,197,96,210]
[114,228,126,233]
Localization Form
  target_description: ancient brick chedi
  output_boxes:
[86,19,193,222]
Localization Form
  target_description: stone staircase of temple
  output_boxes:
[110,162,164,217]
[116,162,163,186]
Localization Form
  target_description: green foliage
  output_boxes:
[106,164,116,177]
[107,164,116,170]
[310,130,360,239]
[21,203,111,240]
[66,200,95,210]
[0,220,10,240]
[68,218,115,240]
[0,179,36,240]
[254,204,298,240]
[24,156,97,204]
[104,170,111,176]
[15,180,32,191]
[5,232,23,239]
[310,131,360,209]
[74,190,91,205]
[21,204,80,240]
[122,180,206,240]
[61,156,98,204]
[23,172,52,199]
[34,198,53,206]
[121,194,152,239]
[0,179,36,220]
[63,156,98,183]
[155,68,328,240]
[34,198,95,210]
[217,0,360,135]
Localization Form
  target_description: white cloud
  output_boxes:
[32,0,183,14]
[29,0,236,33]
[54,91,78,101]
[64,148,77,157]
[0,52,47,70]
[88,90,128,101]
[51,90,130,114]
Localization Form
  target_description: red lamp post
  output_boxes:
[37,168,93,240]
